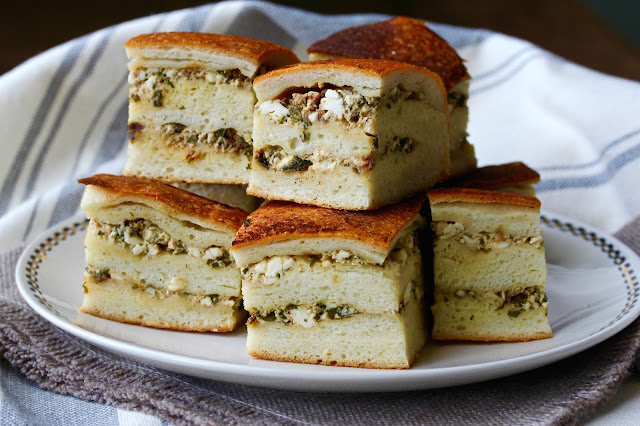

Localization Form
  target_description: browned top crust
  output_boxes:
[307,16,469,92]
[78,174,247,231]
[254,58,440,85]
[232,194,427,250]
[438,162,540,190]
[125,32,299,65]
[428,188,541,209]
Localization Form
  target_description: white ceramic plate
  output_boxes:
[16,211,640,392]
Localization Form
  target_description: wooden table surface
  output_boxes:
[2,0,639,81]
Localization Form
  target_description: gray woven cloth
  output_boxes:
[0,217,638,425]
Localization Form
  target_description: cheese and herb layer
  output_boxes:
[242,232,424,327]
[253,87,424,175]
[432,220,544,251]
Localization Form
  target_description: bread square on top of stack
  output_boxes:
[123,32,299,184]
[248,58,450,210]
[307,16,476,177]
[230,195,429,368]
[79,174,248,332]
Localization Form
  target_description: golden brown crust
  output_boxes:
[307,17,469,92]
[254,58,440,86]
[78,174,247,231]
[79,305,241,332]
[438,162,540,190]
[432,331,553,343]
[428,188,541,209]
[232,194,427,250]
[247,347,411,369]
[125,32,299,67]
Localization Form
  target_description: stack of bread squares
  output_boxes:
[230,195,429,368]
[122,32,298,210]
[78,33,299,333]
[427,162,550,342]
[77,19,552,370]
[428,187,551,342]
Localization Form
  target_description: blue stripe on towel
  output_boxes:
[471,46,535,81]
[538,129,640,172]
[469,51,548,95]
[46,73,129,227]
[20,29,113,203]
[45,9,211,228]
[176,3,214,31]
[0,38,87,217]
[45,15,176,228]
[225,4,297,49]
[538,142,640,192]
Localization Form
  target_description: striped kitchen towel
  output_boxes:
[1,1,639,424]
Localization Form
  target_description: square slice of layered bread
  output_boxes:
[428,188,552,342]
[307,16,476,177]
[123,32,299,184]
[248,59,450,210]
[230,195,429,368]
[78,174,249,332]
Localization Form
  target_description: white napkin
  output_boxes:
[0,0,638,245]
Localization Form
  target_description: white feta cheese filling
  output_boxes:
[242,232,419,283]
[258,100,290,120]
[90,219,231,265]
[432,221,544,250]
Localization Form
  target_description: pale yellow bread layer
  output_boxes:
[80,275,245,332]
[246,294,426,369]
[85,233,240,297]
[128,79,256,135]
[431,291,551,341]
[251,114,375,160]
[309,46,474,181]
[172,183,262,213]
[125,32,300,78]
[241,243,421,314]
[123,128,251,185]
[429,188,541,235]
[254,59,447,107]
[79,174,247,238]
[231,195,426,266]
[247,145,445,211]
[434,239,546,292]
